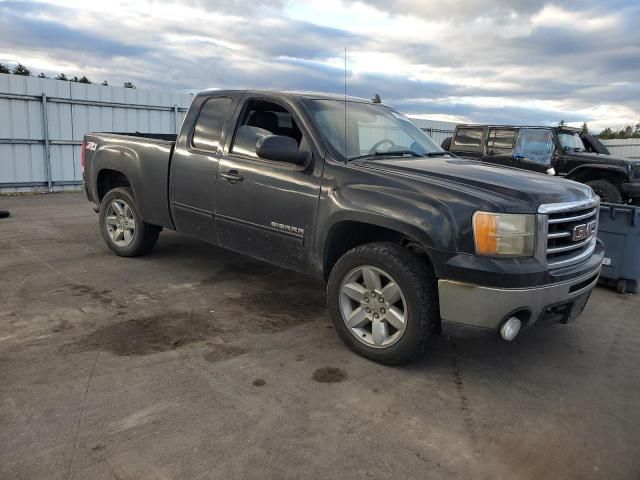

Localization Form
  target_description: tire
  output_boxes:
[585,180,623,204]
[441,137,452,151]
[99,187,160,257]
[0,210,9,219]
[327,242,438,365]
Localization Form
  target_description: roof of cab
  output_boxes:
[456,124,581,132]
[195,89,376,104]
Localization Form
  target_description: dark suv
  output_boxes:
[442,125,640,204]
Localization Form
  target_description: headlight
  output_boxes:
[473,212,535,257]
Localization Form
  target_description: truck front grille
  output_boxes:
[538,198,600,269]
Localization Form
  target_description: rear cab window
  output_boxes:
[191,96,234,152]
[453,127,484,153]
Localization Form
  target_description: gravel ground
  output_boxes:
[1,192,638,480]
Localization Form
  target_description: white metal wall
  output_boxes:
[0,73,193,193]
[600,139,640,159]
[409,118,457,146]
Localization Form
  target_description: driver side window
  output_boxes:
[231,100,303,159]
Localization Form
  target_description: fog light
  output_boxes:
[500,317,521,341]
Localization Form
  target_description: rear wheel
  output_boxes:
[585,179,623,204]
[99,187,160,256]
[327,242,438,365]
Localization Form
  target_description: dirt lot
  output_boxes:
[1,192,639,480]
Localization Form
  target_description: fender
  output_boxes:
[90,137,175,228]
[565,164,629,181]
[314,181,481,278]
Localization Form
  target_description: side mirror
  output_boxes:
[256,135,308,165]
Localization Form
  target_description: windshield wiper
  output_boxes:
[349,150,424,161]
[424,151,449,157]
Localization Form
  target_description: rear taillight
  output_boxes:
[81,142,86,174]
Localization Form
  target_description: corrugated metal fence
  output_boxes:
[2,73,637,195]
[410,118,456,146]
[0,73,193,193]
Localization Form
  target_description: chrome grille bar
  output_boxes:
[538,196,600,269]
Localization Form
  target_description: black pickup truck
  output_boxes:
[83,90,603,364]
[441,125,640,204]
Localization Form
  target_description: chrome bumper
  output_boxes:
[438,267,601,330]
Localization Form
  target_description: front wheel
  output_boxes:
[327,242,438,365]
[99,187,160,257]
[585,179,623,204]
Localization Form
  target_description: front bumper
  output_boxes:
[621,182,640,198]
[438,265,601,330]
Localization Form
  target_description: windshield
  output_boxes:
[302,99,443,161]
[558,132,586,152]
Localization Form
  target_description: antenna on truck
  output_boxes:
[344,47,347,164]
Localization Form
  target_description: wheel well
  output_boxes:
[322,221,430,280]
[568,168,626,186]
[97,169,131,202]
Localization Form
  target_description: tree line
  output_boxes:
[0,62,136,89]
[558,119,640,139]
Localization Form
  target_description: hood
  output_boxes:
[565,150,640,167]
[359,156,594,212]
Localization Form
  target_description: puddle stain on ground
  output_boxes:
[312,367,347,383]
[64,265,327,357]
[64,312,225,356]
[203,344,247,363]
[69,284,114,304]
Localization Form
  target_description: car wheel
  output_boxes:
[99,187,161,257]
[327,242,438,365]
[585,180,623,204]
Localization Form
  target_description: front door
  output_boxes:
[214,96,323,271]
[484,128,516,167]
[513,128,555,174]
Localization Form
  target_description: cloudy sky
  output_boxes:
[1,0,639,131]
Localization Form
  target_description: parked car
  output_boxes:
[83,90,603,364]
[441,125,640,204]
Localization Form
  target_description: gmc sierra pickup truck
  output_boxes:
[83,90,603,364]
[441,125,640,204]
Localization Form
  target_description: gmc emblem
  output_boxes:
[572,220,597,242]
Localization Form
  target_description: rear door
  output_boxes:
[484,128,516,167]
[170,93,241,242]
[213,95,323,271]
[450,126,485,159]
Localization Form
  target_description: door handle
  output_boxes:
[220,170,243,183]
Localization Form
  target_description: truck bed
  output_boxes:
[83,132,176,229]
